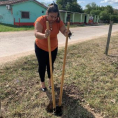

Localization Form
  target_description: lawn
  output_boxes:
[0,32,118,118]
[0,23,34,32]
[0,23,85,32]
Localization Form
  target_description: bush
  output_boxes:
[111,15,118,23]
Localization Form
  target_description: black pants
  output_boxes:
[35,43,58,82]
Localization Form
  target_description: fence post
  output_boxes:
[19,18,20,26]
[0,99,2,118]
[14,18,15,25]
[105,21,113,55]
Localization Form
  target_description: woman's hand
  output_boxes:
[60,25,72,38]
[64,29,72,38]
[44,29,51,38]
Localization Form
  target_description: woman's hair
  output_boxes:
[46,2,60,22]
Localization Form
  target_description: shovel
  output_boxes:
[56,22,70,116]
[46,21,56,113]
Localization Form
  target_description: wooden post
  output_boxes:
[19,18,20,26]
[58,22,70,106]
[46,21,56,110]
[105,21,113,55]
[0,99,2,118]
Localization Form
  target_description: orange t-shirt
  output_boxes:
[35,15,64,52]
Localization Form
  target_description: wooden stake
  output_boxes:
[0,99,2,117]
[58,22,70,106]
[105,21,113,55]
[46,21,56,109]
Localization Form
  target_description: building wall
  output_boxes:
[59,11,99,24]
[60,12,65,23]
[12,1,46,24]
[59,11,100,25]
[78,14,82,22]
[0,1,47,25]
[70,13,73,22]
[74,13,79,22]
[82,14,86,23]
[0,6,14,24]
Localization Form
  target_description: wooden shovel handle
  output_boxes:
[59,22,70,106]
[46,21,56,109]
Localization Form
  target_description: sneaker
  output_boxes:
[41,87,47,92]
[49,86,52,89]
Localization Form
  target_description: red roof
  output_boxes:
[0,0,47,9]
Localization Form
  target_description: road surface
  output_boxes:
[0,24,118,64]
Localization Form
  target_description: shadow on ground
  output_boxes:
[107,54,118,57]
[46,83,95,118]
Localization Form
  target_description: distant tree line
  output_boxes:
[84,2,118,23]
[56,0,118,23]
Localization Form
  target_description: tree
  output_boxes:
[113,9,118,15]
[111,15,118,23]
[56,0,83,12]
[84,2,97,14]
[84,2,118,23]
[100,5,114,22]
[90,10,101,15]
[66,2,83,12]
[105,5,114,14]
[100,11,110,23]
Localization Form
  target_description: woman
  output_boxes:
[34,2,70,92]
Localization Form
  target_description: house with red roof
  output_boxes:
[0,0,47,26]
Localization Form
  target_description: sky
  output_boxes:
[38,0,118,9]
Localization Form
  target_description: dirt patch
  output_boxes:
[84,105,103,118]
[57,84,103,118]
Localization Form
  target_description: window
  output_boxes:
[21,12,29,19]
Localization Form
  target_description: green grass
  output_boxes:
[0,23,34,32]
[0,33,118,118]
[0,23,88,32]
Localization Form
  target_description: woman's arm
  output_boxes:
[60,25,68,37]
[60,25,71,38]
[34,22,50,39]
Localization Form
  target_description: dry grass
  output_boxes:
[0,32,118,118]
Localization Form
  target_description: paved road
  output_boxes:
[0,24,118,63]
